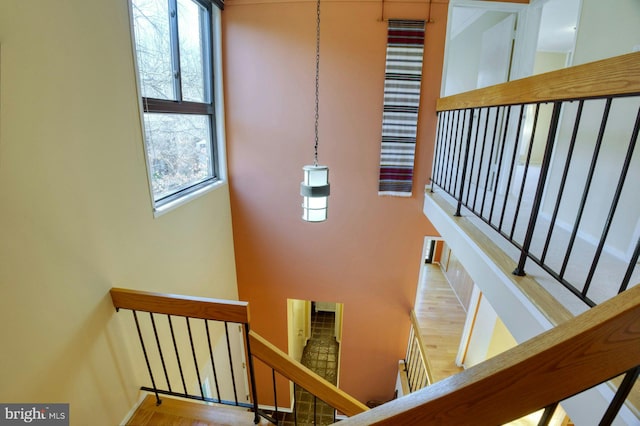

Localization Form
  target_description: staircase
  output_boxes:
[112,53,640,426]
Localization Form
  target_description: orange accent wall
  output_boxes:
[223,0,447,403]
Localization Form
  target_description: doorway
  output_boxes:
[286,299,343,424]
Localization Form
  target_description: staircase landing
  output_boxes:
[127,395,268,426]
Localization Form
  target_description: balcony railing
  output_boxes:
[430,52,640,308]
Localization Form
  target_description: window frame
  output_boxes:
[130,0,226,215]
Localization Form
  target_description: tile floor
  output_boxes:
[276,309,339,426]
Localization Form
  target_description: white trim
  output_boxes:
[378,191,412,197]
[455,284,481,367]
[118,391,151,426]
[153,180,227,217]
[211,7,229,184]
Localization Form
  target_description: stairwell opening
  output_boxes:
[286,299,343,425]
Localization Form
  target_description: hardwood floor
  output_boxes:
[413,262,466,383]
[126,395,269,426]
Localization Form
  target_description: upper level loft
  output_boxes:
[422,51,640,425]
[425,51,639,318]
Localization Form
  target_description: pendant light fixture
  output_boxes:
[301,0,330,222]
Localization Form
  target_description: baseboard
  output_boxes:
[118,390,150,426]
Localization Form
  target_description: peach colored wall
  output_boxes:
[223,0,447,403]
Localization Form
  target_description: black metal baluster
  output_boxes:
[499,104,526,233]
[599,366,640,425]
[224,322,239,405]
[185,317,205,399]
[410,349,419,392]
[439,111,453,188]
[149,313,171,393]
[537,402,558,426]
[167,315,188,395]
[582,104,639,298]
[510,103,540,242]
[293,383,298,426]
[473,107,492,214]
[313,395,317,425]
[453,109,469,205]
[620,237,640,293]
[480,106,501,217]
[204,320,222,402]
[514,102,562,276]
[442,110,455,194]
[272,369,279,421]
[489,105,512,224]
[410,343,420,391]
[433,112,446,188]
[465,108,481,206]
[540,100,584,264]
[243,324,260,424]
[438,110,451,189]
[419,366,428,389]
[133,311,162,405]
[446,110,461,194]
[559,98,612,281]
[405,328,414,391]
[455,109,474,217]
[405,327,414,362]
[406,342,415,392]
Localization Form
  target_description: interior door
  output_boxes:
[477,14,516,89]
[477,14,517,197]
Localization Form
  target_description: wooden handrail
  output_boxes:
[248,330,369,417]
[408,310,434,386]
[339,285,640,425]
[110,287,250,323]
[437,52,640,111]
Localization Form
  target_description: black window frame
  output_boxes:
[132,0,221,210]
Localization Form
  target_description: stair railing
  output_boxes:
[403,310,433,393]
[339,284,640,425]
[110,287,262,423]
[248,330,369,423]
[430,52,640,308]
[110,287,368,425]
[111,285,639,424]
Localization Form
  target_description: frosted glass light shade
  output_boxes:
[301,165,330,222]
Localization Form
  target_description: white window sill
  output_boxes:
[153,180,226,218]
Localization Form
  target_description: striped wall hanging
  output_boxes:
[378,19,426,196]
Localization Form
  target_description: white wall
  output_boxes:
[444,10,514,96]
[541,0,640,259]
[0,1,239,424]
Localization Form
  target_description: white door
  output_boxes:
[477,14,517,197]
[477,14,516,89]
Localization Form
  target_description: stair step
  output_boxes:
[127,394,270,425]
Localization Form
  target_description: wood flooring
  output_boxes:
[126,395,269,426]
[413,263,466,383]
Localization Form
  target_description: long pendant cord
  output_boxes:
[313,0,320,166]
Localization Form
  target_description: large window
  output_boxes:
[131,0,220,211]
